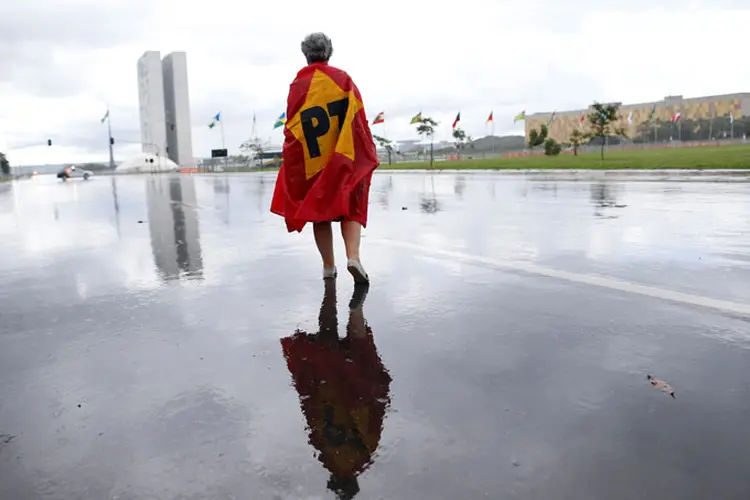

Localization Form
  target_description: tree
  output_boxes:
[568,129,586,156]
[543,138,561,156]
[414,116,438,168]
[528,124,548,148]
[0,152,9,176]
[633,120,654,144]
[373,134,394,165]
[586,102,627,160]
[452,128,473,159]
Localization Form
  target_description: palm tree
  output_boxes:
[452,128,472,159]
[415,117,439,168]
[373,134,394,165]
[569,129,585,156]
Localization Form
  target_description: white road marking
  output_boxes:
[375,239,750,317]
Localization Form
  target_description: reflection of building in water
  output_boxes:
[281,283,391,499]
[146,175,203,280]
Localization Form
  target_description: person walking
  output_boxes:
[271,33,379,284]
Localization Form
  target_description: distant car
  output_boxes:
[57,165,93,181]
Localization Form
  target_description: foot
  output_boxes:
[346,259,369,284]
[323,266,337,280]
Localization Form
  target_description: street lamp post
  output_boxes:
[106,112,115,170]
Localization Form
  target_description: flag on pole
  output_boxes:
[648,105,656,120]
[372,112,385,125]
[100,109,109,124]
[487,112,493,123]
[670,111,681,124]
[729,112,735,124]
[627,111,633,125]
[452,112,461,129]
[273,112,287,129]
[208,112,221,129]
[410,112,422,124]
[548,111,556,125]
[513,111,525,123]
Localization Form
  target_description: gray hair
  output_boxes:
[301,32,333,64]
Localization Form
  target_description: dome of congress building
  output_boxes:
[116,154,180,173]
[526,92,750,143]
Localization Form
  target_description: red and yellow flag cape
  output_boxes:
[271,63,380,232]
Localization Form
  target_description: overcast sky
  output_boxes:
[1,0,749,165]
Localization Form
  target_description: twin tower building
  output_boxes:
[137,51,194,168]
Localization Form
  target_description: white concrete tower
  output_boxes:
[162,52,194,167]
[137,51,168,157]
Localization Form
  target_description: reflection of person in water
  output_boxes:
[281,283,391,499]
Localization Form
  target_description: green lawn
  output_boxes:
[380,145,750,170]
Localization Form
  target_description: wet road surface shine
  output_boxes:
[1,173,749,499]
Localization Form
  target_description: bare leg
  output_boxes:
[313,222,335,269]
[340,220,362,261]
[342,220,369,283]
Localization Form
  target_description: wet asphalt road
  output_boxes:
[1,172,750,500]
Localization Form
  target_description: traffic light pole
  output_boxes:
[107,113,115,169]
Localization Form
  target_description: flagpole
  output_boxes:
[220,115,226,150]
[219,113,228,170]
[490,118,495,155]
[106,105,115,170]
[383,119,391,164]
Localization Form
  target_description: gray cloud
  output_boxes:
[0,2,154,48]
[0,1,156,98]
[0,43,86,98]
